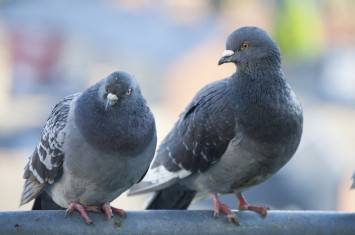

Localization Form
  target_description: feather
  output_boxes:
[20,93,79,205]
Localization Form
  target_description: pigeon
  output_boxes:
[128,26,303,225]
[20,71,157,224]
[32,191,64,210]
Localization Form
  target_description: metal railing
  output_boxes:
[0,210,354,235]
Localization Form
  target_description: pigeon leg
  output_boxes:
[212,193,239,225]
[66,202,93,224]
[101,202,126,219]
[236,192,269,217]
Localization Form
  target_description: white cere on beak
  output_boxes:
[221,50,234,57]
[107,93,118,102]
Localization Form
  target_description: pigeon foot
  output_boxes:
[212,193,240,225]
[65,202,126,224]
[66,202,93,224]
[237,192,269,217]
[101,202,126,219]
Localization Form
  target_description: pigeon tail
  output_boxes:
[20,179,45,206]
[128,178,178,196]
[146,184,196,210]
[32,191,65,210]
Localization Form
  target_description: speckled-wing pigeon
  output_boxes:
[21,71,157,224]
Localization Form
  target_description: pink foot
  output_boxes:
[101,202,126,220]
[237,192,269,217]
[65,202,126,224]
[212,193,239,225]
[66,202,93,224]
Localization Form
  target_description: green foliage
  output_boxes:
[274,0,325,59]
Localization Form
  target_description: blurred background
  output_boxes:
[0,0,355,212]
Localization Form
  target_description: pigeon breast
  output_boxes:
[74,85,156,155]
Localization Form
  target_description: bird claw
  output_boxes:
[227,213,240,225]
[237,192,269,218]
[66,202,93,224]
[85,219,93,225]
[101,203,113,220]
[65,202,125,224]
[239,204,269,217]
[213,203,221,218]
[213,206,240,225]
[111,207,126,218]
[102,202,126,219]
[65,208,72,217]
[213,210,219,218]
[212,194,240,225]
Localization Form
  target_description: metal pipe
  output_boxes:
[0,210,354,235]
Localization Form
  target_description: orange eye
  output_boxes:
[241,42,249,50]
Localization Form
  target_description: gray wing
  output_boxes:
[20,93,80,205]
[128,79,237,195]
[154,79,236,172]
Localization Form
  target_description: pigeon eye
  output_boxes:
[126,88,132,96]
[240,42,250,50]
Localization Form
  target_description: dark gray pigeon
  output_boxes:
[20,71,157,224]
[128,26,303,225]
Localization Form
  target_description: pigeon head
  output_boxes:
[76,71,155,154]
[218,27,281,71]
[100,71,137,111]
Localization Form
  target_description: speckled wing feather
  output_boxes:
[20,93,80,205]
[129,79,237,195]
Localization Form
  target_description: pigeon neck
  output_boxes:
[235,56,281,78]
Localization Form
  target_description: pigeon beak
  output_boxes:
[218,50,235,65]
[105,93,118,111]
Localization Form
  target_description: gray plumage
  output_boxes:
[129,27,303,211]
[21,71,157,209]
